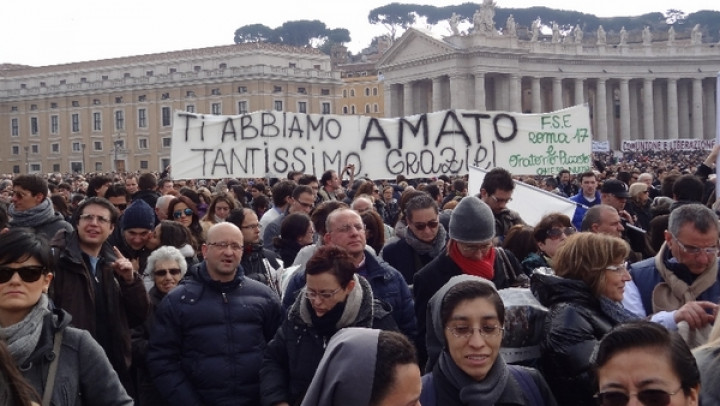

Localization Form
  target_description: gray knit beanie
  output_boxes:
[448,196,495,243]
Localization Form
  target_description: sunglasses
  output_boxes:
[412,219,439,231]
[173,208,194,219]
[154,268,181,277]
[546,227,576,239]
[114,203,128,210]
[0,265,46,284]
[594,388,681,406]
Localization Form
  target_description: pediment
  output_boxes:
[378,28,458,67]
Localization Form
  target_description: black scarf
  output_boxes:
[308,299,347,340]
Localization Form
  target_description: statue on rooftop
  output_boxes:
[531,18,541,42]
[597,25,606,45]
[642,26,652,45]
[506,14,516,36]
[619,26,627,45]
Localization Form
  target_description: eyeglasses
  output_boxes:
[605,262,629,274]
[546,227,576,240]
[207,241,243,251]
[296,201,314,209]
[0,266,46,283]
[412,219,439,231]
[240,223,262,230]
[79,213,112,225]
[154,268,182,277]
[373,189,380,193]
[446,324,504,339]
[114,203,128,210]
[671,234,719,256]
[173,208,194,219]
[305,286,342,300]
[457,241,493,254]
[489,195,512,204]
[594,387,682,406]
[332,224,365,233]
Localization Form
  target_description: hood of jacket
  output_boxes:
[531,272,598,308]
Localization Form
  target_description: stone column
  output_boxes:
[474,73,486,111]
[618,79,631,142]
[596,78,608,141]
[450,75,467,110]
[531,77,542,113]
[692,77,704,139]
[509,75,521,112]
[666,78,679,139]
[678,81,690,137]
[643,78,655,140]
[383,83,394,117]
[574,78,584,105]
[552,77,563,111]
[629,81,640,139]
[653,81,665,141]
[432,77,443,112]
[705,79,716,141]
[403,82,414,116]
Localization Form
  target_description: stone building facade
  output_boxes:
[0,43,342,174]
[378,22,720,150]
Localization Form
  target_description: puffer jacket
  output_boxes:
[282,249,417,342]
[260,276,397,406]
[531,272,614,406]
[147,263,282,406]
[20,308,132,406]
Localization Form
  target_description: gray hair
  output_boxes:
[144,245,187,277]
[580,204,617,232]
[668,204,720,236]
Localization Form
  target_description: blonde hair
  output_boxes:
[553,232,630,297]
[629,182,648,203]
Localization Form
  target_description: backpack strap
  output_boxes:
[508,364,544,406]
[42,329,64,406]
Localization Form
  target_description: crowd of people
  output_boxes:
[0,146,718,405]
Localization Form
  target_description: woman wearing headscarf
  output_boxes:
[531,232,636,405]
[0,228,131,405]
[420,275,556,406]
[260,245,397,406]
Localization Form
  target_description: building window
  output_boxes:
[30,117,38,135]
[11,106,18,112]
[71,114,80,132]
[72,100,80,107]
[20,84,26,89]
[374,104,379,113]
[194,65,201,72]
[289,63,296,68]
[11,118,19,136]
[138,108,147,128]
[314,64,321,69]
[94,141,102,151]
[93,112,102,131]
[322,102,330,114]
[365,88,370,96]
[321,89,330,96]
[12,165,20,174]
[12,146,19,155]
[123,73,130,78]
[115,110,124,130]
[186,105,195,113]
[373,87,378,96]
[161,93,170,100]
[351,105,356,114]
[138,95,147,102]
[115,97,122,103]
[140,160,149,169]
[343,89,347,98]
[212,103,221,115]
[30,164,41,172]
[102,75,109,80]
[51,115,59,134]
[95,162,103,172]
[211,88,221,95]
[80,77,87,83]
[52,143,59,153]
[93,99,101,105]
[298,102,307,114]
[350,89,355,97]
[365,104,371,114]
[139,138,148,149]
[298,87,307,94]
[60,80,66,85]
[72,142,81,152]
[40,82,46,87]
[52,164,60,172]
[343,106,348,114]
[238,86,247,93]
[51,102,58,108]
[146,71,153,76]
[162,137,172,148]
[169,68,177,74]
[31,145,39,154]
[162,107,171,126]
[30,104,37,110]
[274,101,283,111]
[186,90,195,97]
[273,86,282,93]
[238,101,248,114]
[219,63,227,69]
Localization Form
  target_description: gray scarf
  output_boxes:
[0,294,50,366]
[298,274,369,328]
[405,224,447,257]
[9,198,56,228]
[599,296,639,324]
[437,349,510,404]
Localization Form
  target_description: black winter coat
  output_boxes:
[260,276,397,406]
[531,273,615,406]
